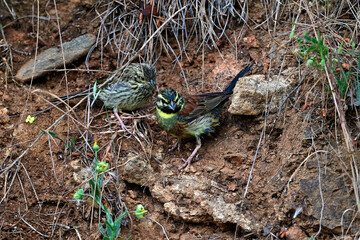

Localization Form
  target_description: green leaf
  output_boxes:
[73,189,84,200]
[306,59,314,67]
[135,204,148,219]
[114,220,122,240]
[336,71,349,98]
[48,131,61,140]
[356,55,360,104]
[96,162,109,172]
[106,220,114,238]
[114,210,128,226]
[290,23,295,39]
[70,136,75,145]
[89,179,101,200]
[101,203,111,216]
[92,81,101,105]
[99,223,108,238]
[106,210,114,226]
[321,58,326,66]
[93,81,98,96]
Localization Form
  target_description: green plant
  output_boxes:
[89,142,108,208]
[294,32,357,99]
[65,136,76,151]
[98,207,128,240]
[296,31,329,68]
[336,69,350,98]
[25,115,36,123]
[135,204,148,219]
[356,54,360,104]
[73,142,148,239]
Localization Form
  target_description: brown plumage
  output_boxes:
[156,65,252,169]
[51,63,156,133]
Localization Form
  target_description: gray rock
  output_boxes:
[123,152,155,187]
[15,34,96,81]
[300,171,360,233]
[0,107,10,124]
[122,155,260,232]
[228,69,296,115]
[151,174,261,232]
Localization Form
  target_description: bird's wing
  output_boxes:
[179,93,230,121]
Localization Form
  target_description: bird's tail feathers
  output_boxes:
[224,64,253,93]
[50,88,93,102]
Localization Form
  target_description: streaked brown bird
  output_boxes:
[155,65,252,169]
[52,63,156,132]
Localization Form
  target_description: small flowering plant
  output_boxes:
[71,142,148,239]
[73,189,85,200]
[96,161,109,172]
[25,115,36,123]
[93,141,99,152]
[88,142,107,208]
[135,204,148,219]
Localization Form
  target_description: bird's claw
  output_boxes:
[178,157,192,170]
[168,140,181,152]
[118,124,134,134]
[115,120,133,134]
[114,112,134,134]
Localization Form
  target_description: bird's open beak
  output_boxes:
[169,101,176,111]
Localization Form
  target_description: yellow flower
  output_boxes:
[96,161,108,172]
[25,115,36,123]
[135,204,148,219]
[72,189,84,200]
[93,141,99,151]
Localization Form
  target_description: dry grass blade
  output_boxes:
[91,0,246,67]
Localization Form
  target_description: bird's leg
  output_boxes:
[114,109,133,134]
[168,139,181,152]
[178,137,201,170]
[120,112,134,119]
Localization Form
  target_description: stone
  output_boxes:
[228,68,296,115]
[73,167,91,186]
[69,160,81,172]
[285,226,308,240]
[15,34,96,81]
[300,171,360,234]
[123,152,155,187]
[121,154,260,232]
[0,107,10,124]
[151,174,261,232]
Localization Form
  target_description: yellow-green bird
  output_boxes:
[156,65,252,169]
[52,63,156,133]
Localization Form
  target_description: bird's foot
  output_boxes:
[168,139,181,152]
[178,144,201,170]
[179,157,192,170]
[114,112,133,134]
[117,121,133,134]
[120,113,134,120]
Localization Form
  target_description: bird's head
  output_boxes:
[140,64,157,89]
[156,89,185,114]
